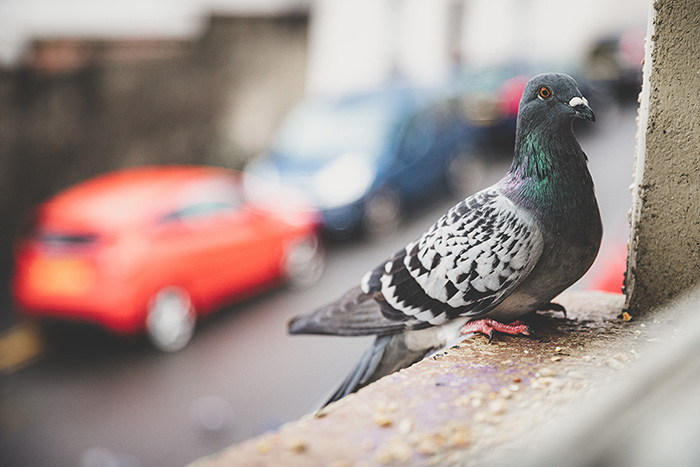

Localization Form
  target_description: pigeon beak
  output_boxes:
[569,96,595,122]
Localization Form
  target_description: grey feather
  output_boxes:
[288,286,410,336]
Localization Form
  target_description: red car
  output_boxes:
[13,166,324,351]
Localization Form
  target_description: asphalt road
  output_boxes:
[0,103,637,467]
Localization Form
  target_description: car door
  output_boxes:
[151,180,282,313]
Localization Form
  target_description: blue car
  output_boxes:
[244,86,483,238]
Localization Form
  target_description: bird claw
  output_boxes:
[461,318,533,343]
[539,302,567,318]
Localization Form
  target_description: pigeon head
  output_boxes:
[507,72,597,209]
[517,73,595,128]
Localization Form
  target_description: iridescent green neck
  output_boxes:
[511,131,556,180]
[504,126,591,214]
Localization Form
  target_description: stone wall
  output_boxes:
[626,0,700,312]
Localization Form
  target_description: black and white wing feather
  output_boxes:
[361,188,544,328]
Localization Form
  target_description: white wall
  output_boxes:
[462,0,649,67]
[306,0,394,96]
[307,0,649,94]
[307,0,453,95]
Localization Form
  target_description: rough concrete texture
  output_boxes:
[524,285,700,467]
[626,0,700,312]
[190,291,681,466]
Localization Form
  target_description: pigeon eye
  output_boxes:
[538,86,552,99]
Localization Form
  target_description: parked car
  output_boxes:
[451,65,531,147]
[452,63,597,147]
[244,85,484,239]
[584,28,645,102]
[589,241,627,294]
[13,166,324,352]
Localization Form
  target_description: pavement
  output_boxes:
[0,323,43,374]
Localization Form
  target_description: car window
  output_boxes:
[399,109,437,162]
[274,98,398,162]
[159,177,244,225]
[160,201,239,224]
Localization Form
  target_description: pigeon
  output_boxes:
[289,73,602,406]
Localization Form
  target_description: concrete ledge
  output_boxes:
[190,290,673,466]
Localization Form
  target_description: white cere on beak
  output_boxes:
[569,96,588,107]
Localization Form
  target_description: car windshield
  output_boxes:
[272,96,401,163]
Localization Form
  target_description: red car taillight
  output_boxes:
[24,255,97,297]
[18,230,102,297]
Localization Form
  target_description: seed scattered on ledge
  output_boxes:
[398,418,413,436]
[373,412,393,427]
[499,388,513,399]
[489,399,506,415]
[256,440,271,454]
[285,437,308,454]
[606,359,626,370]
[455,395,471,407]
[375,436,412,463]
[414,434,445,455]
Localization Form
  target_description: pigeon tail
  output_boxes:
[323,333,429,407]
[288,286,409,337]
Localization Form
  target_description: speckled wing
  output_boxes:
[361,188,544,327]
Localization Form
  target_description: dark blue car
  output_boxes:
[244,86,483,238]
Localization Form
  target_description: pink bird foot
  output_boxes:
[460,319,532,343]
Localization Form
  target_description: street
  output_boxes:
[0,103,637,467]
